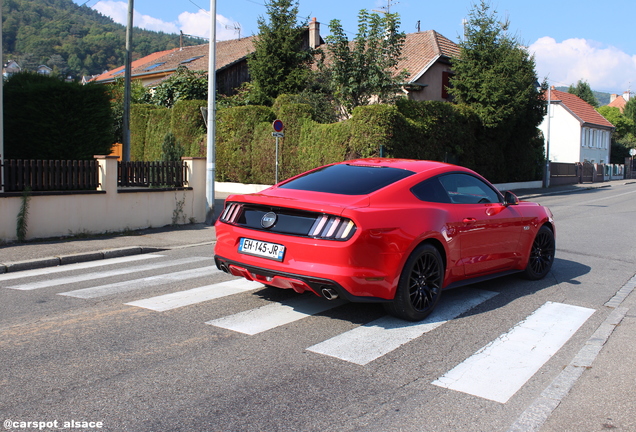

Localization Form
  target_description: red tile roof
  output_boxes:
[608,94,627,112]
[399,30,460,81]
[92,37,255,84]
[547,89,614,128]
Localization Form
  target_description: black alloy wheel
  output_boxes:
[385,243,444,321]
[523,225,555,280]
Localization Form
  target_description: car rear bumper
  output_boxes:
[214,255,392,303]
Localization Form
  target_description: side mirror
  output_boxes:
[504,191,519,206]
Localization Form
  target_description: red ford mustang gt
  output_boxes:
[214,159,555,321]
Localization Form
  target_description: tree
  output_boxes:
[247,0,315,105]
[149,66,208,108]
[448,1,545,182]
[321,10,408,117]
[597,105,636,163]
[568,80,598,107]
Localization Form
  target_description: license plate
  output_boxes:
[239,238,285,261]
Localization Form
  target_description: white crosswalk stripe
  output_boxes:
[0,254,163,283]
[125,279,263,311]
[59,265,220,299]
[432,301,595,403]
[206,296,347,335]
[5,256,211,291]
[307,289,499,365]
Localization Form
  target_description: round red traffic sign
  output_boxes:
[273,119,284,132]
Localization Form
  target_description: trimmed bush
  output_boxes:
[4,73,113,160]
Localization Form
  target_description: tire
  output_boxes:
[523,225,555,280]
[384,243,444,321]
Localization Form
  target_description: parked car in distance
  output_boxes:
[214,159,555,321]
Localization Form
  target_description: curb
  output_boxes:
[0,246,165,274]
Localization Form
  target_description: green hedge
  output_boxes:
[129,95,543,183]
[4,73,113,160]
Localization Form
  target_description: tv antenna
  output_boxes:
[225,22,242,40]
[372,0,399,14]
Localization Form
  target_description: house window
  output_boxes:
[441,71,451,99]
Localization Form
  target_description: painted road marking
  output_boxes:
[206,296,346,335]
[307,289,498,365]
[125,279,263,311]
[0,254,163,283]
[59,265,220,299]
[432,301,595,403]
[6,257,211,291]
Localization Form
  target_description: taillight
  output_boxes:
[308,215,356,240]
[220,203,242,223]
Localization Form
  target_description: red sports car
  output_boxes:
[214,159,555,321]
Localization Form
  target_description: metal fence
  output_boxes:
[1,159,99,192]
[118,161,187,188]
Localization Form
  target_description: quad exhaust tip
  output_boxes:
[321,287,339,300]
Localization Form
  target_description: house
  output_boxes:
[539,88,614,164]
[92,20,459,102]
[608,91,631,113]
[3,60,21,78]
[36,65,53,75]
[92,18,323,96]
[398,30,460,102]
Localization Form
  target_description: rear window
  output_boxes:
[279,164,415,195]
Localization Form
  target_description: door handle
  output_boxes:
[463,218,476,224]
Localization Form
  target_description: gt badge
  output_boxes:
[261,212,277,229]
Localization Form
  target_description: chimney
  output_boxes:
[309,17,321,49]
[623,91,631,102]
[610,94,617,102]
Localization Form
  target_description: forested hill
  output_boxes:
[2,0,206,78]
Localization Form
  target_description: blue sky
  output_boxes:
[73,0,636,94]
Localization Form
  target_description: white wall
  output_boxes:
[0,157,207,242]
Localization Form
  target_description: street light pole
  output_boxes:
[205,0,217,225]
[122,0,134,162]
[543,85,551,188]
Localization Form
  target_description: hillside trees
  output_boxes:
[568,80,599,107]
[2,0,206,78]
[449,0,545,182]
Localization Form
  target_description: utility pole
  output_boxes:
[205,0,217,225]
[122,0,134,162]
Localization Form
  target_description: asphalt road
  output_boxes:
[1,183,635,432]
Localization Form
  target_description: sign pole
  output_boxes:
[272,120,284,185]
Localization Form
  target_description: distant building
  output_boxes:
[608,91,631,112]
[3,60,21,78]
[92,20,460,102]
[540,88,615,164]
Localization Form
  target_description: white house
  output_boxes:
[539,88,614,164]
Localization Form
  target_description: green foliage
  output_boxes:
[568,80,599,107]
[16,187,31,243]
[624,97,636,134]
[171,100,208,157]
[161,132,185,162]
[448,0,545,182]
[150,66,208,108]
[596,105,636,163]
[322,10,408,117]
[247,0,315,105]
[143,108,172,161]
[216,105,277,182]
[3,72,114,159]
[2,0,206,78]
[109,77,149,143]
[130,104,163,161]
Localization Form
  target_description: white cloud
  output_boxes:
[92,1,238,41]
[529,36,636,93]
